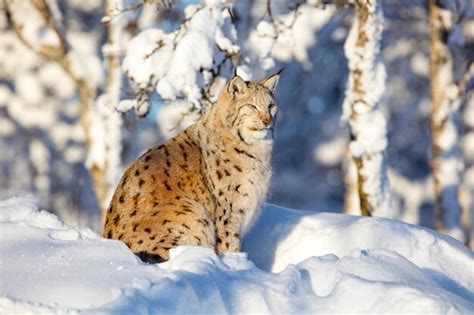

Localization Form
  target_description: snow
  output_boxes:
[0,197,473,314]
[6,1,60,50]
[314,136,346,167]
[245,4,335,71]
[155,100,201,139]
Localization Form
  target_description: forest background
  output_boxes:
[0,0,472,248]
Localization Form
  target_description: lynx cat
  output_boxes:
[103,72,280,263]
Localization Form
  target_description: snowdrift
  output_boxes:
[0,197,472,314]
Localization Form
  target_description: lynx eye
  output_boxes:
[245,104,259,112]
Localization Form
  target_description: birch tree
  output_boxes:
[428,0,469,241]
[342,0,391,217]
[459,63,474,248]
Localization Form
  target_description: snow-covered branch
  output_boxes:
[121,0,240,122]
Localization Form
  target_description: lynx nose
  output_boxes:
[262,116,272,127]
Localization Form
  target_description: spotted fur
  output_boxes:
[103,72,280,262]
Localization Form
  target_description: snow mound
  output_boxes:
[0,198,473,314]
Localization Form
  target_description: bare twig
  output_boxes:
[102,2,143,25]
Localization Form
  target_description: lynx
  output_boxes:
[103,72,280,263]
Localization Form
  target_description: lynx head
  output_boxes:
[218,71,280,144]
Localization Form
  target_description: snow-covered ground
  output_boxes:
[0,197,473,314]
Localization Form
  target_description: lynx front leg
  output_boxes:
[215,205,243,254]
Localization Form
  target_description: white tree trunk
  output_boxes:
[343,151,360,215]
[89,0,126,224]
[460,65,474,248]
[342,0,392,217]
[428,0,465,242]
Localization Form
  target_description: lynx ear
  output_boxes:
[261,69,282,92]
[227,75,247,98]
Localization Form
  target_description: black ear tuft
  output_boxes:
[261,70,281,92]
